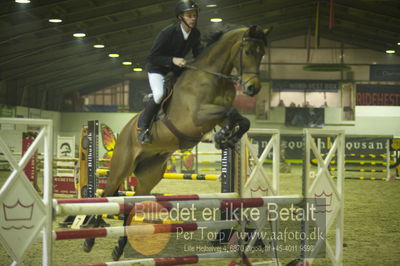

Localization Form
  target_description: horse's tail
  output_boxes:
[196,104,230,125]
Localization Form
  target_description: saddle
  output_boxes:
[140,72,202,149]
[159,72,202,149]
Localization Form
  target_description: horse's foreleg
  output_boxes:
[215,107,250,149]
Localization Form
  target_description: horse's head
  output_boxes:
[234,25,271,97]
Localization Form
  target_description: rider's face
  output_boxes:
[182,10,197,28]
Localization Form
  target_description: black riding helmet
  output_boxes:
[175,0,199,18]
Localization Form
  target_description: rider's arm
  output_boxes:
[148,29,174,67]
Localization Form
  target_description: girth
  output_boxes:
[156,72,202,149]
[158,112,202,150]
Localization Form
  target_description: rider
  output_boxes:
[138,0,203,144]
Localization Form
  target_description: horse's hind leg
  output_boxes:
[133,153,170,195]
[103,138,137,197]
[83,133,136,253]
[111,153,170,261]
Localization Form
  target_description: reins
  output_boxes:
[184,64,239,81]
[184,30,265,88]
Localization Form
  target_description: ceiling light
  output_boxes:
[48,18,62,23]
[93,44,105,48]
[108,53,119,58]
[397,42,400,46]
[15,0,30,3]
[73,33,86,38]
[385,50,395,54]
[206,4,217,7]
[210,18,222,23]
[133,67,143,72]
[122,61,132,66]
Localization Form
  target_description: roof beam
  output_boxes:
[59,77,123,96]
[24,58,128,87]
[0,0,176,43]
[40,67,125,94]
[0,0,309,57]
[335,0,400,19]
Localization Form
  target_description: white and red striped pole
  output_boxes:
[54,220,238,240]
[55,195,302,216]
[55,192,239,204]
[73,251,240,266]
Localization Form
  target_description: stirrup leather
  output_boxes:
[138,128,152,144]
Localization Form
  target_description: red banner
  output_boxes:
[53,176,75,194]
[22,132,37,184]
[356,84,400,106]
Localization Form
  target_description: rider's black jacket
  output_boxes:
[146,22,202,76]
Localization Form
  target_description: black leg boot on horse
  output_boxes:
[112,226,128,261]
[137,95,160,144]
[215,108,250,149]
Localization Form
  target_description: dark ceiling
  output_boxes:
[0,0,399,110]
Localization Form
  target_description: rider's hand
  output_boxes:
[172,57,186,68]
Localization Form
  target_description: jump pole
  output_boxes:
[75,251,239,266]
[54,195,302,216]
[54,220,239,240]
[97,170,220,181]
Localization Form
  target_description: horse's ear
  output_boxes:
[248,25,259,38]
[248,25,269,45]
[263,27,272,37]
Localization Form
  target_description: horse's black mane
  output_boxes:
[201,24,244,48]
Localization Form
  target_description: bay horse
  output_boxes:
[84,25,270,260]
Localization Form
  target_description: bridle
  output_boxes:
[185,29,265,92]
[237,35,265,90]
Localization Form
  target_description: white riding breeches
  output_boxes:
[148,72,165,104]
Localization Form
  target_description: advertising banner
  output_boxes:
[272,80,339,92]
[54,136,76,194]
[370,64,400,81]
[356,84,400,106]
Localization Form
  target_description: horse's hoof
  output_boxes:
[97,217,110,228]
[112,246,123,261]
[83,238,95,253]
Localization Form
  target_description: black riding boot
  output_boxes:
[138,96,160,144]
